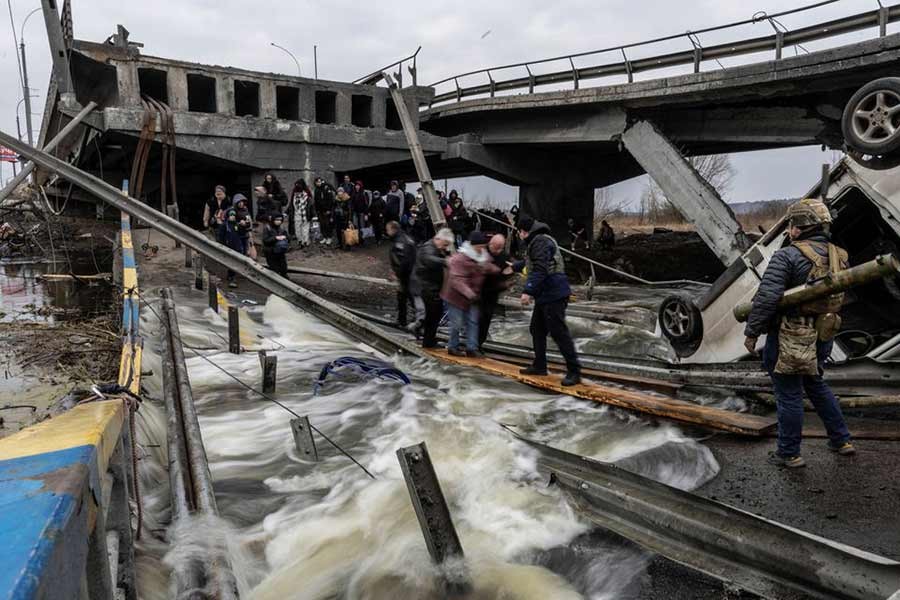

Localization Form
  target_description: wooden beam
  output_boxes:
[428,350,777,436]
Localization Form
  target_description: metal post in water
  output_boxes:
[208,282,218,313]
[396,442,470,595]
[228,306,240,354]
[290,417,318,461]
[193,254,204,290]
[259,351,277,393]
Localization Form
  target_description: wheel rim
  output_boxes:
[662,301,691,337]
[851,89,900,144]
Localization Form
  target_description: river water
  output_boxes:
[133,288,721,600]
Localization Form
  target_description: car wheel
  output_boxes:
[842,77,900,156]
[659,295,703,348]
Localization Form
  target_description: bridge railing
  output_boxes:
[427,1,900,106]
[354,46,422,87]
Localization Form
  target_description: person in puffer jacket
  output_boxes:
[441,231,498,357]
[513,215,581,386]
[744,198,853,468]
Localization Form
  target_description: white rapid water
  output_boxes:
[133,291,720,599]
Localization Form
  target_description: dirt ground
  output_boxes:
[581,230,727,284]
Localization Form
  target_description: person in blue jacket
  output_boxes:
[219,193,252,288]
[513,214,581,386]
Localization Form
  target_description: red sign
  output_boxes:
[0,147,17,163]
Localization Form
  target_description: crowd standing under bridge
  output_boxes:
[197,172,585,387]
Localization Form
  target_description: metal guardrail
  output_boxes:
[354,46,421,86]
[118,212,142,396]
[0,129,426,360]
[427,1,900,105]
[512,429,900,600]
[159,288,239,599]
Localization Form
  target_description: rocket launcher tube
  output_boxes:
[733,253,900,323]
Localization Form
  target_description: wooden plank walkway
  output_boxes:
[427,349,778,436]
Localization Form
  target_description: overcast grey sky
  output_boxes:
[0,0,883,202]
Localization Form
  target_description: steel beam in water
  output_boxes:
[396,442,470,595]
[160,288,239,600]
[513,430,900,600]
[159,297,204,597]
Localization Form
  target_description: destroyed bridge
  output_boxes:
[14,0,900,267]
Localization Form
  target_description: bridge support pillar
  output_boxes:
[518,179,594,241]
[621,120,751,265]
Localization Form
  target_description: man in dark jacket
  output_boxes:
[478,233,513,349]
[314,178,336,245]
[369,191,386,243]
[744,198,853,468]
[387,221,419,327]
[262,213,289,277]
[514,215,581,386]
[350,180,369,245]
[412,228,454,347]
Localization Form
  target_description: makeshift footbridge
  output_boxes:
[4,130,900,600]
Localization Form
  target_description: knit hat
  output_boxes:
[215,184,226,193]
[469,230,487,245]
[517,214,534,232]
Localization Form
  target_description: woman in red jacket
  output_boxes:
[441,231,497,357]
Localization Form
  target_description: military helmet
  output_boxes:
[787,198,832,228]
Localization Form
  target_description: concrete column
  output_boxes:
[518,179,594,241]
[298,86,315,122]
[260,81,277,119]
[116,62,141,108]
[168,67,188,112]
[335,91,352,126]
[217,75,235,116]
[621,119,751,265]
[398,88,421,128]
[371,92,387,129]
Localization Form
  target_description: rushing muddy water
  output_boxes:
[133,289,721,599]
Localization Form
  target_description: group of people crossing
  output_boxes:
[387,215,582,387]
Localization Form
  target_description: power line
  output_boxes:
[6,0,24,89]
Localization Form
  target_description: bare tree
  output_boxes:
[593,187,631,233]
[689,154,736,197]
[641,153,736,223]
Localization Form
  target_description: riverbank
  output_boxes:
[0,216,118,437]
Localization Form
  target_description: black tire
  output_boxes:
[658,295,703,346]
[845,148,900,171]
[842,77,900,156]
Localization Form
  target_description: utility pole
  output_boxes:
[313,45,318,80]
[20,41,34,146]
